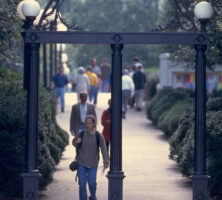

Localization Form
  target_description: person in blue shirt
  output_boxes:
[51,66,69,112]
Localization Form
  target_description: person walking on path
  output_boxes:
[132,56,144,72]
[72,115,109,200]
[86,67,98,105]
[70,91,96,136]
[75,66,90,101]
[132,65,146,111]
[51,65,69,112]
[100,58,111,93]
[101,99,111,154]
[90,58,101,106]
[122,69,135,118]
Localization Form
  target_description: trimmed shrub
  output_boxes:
[176,125,194,177]
[0,70,69,197]
[147,87,222,197]
[145,75,159,100]
[146,87,194,124]
[207,97,222,111]
[207,111,222,196]
[0,77,26,196]
[158,100,194,137]
[169,106,194,161]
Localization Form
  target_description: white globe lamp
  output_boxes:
[22,0,40,17]
[194,1,213,20]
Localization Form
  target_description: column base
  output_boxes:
[192,174,208,200]
[21,170,41,200]
[107,171,125,200]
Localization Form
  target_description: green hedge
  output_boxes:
[146,87,194,124]
[158,100,194,137]
[145,74,159,100]
[147,87,222,197]
[207,111,222,196]
[0,69,69,197]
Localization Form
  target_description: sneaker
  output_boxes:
[61,108,65,112]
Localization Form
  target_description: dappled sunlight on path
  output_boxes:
[39,93,191,200]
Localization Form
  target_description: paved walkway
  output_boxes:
[39,93,192,200]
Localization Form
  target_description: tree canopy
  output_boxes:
[59,0,162,72]
[161,0,222,68]
[0,0,23,71]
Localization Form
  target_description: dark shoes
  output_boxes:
[61,108,65,113]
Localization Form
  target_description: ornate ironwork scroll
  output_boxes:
[37,0,82,31]
[152,0,198,32]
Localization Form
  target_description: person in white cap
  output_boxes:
[75,66,90,101]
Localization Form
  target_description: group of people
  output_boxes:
[50,57,146,118]
[50,58,111,113]
[74,58,111,107]
[49,56,146,200]
[122,57,147,119]
[70,91,111,200]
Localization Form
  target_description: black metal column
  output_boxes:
[43,43,47,88]
[49,43,53,81]
[107,44,125,200]
[54,44,57,74]
[23,43,30,90]
[22,19,33,90]
[193,43,208,200]
[22,42,41,200]
[192,18,209,200]
[59,44,62,66]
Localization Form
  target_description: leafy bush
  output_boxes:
[158,100,194,137]
[207,97,222,111]
[168,106,194,161]
[147,87,222,197]
[207,111,222,196]
[146,87,194,124]
[209,90,222,98]
[145,74,159,100]
[0,71,69,197]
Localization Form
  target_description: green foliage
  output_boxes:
[207,97,222,111]
[148,87,222,197]
[0,71,69,197]
[158,100,194,137]
[0,82,26,196]
[0,0,23,70]
[145,69,159,100]
[62,0,162,71]
[210,90,222,98]
[146,87,194,124]
[161,0,222,68]
[207,111,222,196]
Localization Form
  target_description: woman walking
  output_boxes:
[101,99,111,155]
[73,115,109,200]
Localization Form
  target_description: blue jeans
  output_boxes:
[94,86,99,105]
[101,79,109,92]
[54,87,66,110]
[77,163,98,200]
[89,85,96,103]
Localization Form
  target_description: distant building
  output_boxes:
[158,53,222,94]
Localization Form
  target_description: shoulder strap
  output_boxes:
[96,131,100,149]
[77,130,85,149]
[79,130,85,139]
